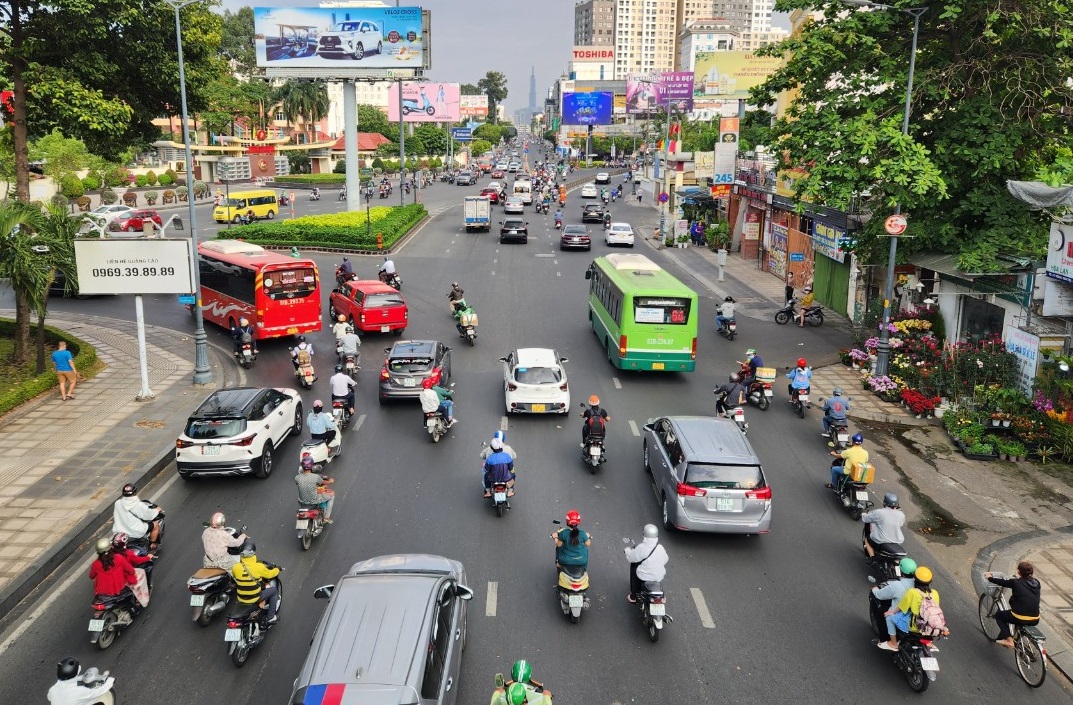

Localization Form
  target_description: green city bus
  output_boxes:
[585,253,698,371]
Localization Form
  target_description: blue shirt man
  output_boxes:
[822,392,850,435]
[483,449,515,496]
[306,404,338,447]
[51,345,74,371]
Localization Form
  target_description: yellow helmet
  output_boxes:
[914,566,933,583]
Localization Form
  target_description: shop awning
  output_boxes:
[675,186,713,205]
[911,252,1034,282]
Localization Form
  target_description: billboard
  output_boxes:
[626,72,694,114]
[572,46,615,62]
[693,51,783,104]
[387,82,460,122]
[460,95,488,118]
[74,240,194,295]
[254,6,426,71]
[561,92,612,126]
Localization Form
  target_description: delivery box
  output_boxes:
[850,462,875,484]
[755,367,777,383]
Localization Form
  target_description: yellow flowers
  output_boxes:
[288,208,396,227]
[893,319,932,334]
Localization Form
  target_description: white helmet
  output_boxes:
[643,524,658,539]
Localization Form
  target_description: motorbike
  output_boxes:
[379,188,389,199]
[824,415,851,451]
[867,580,944,692]
[579,404,607,471]
[602,195,609,205]
[187,528,243,626]
[551,520,591,624]
[296,493,330,550]
[89,575,150,650]
[864,524,908,582]
[50,666,115,705]
[735,366,773,411]
[403,183,411,194]
[278,194,290,206]
[381,271,402,290]
[295,361,316,389]
[237,332,256,368]
[829,463,873,520]
[775,300,825,326]
[401,95,435,116]
[335,267,357,288]
[338,351,360,380]
[309,190,321,201]
[301,432,341,466]
[120,502,164,554]
[224,574,282,668]
[716,317,737,341]
[716,394,748,434]
[554,219,562,230]
[623,538,672,642]
[338,189,347,202]
[330,397,352,430]
[456,310,478,346]
[787,379,811,418]
[489,480,511,517]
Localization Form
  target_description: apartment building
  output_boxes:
[677,19,738,72]
[574,0,616,46]
[737,27,788,51]
[712,0,775,33]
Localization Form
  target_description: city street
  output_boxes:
[0,160,1068,704]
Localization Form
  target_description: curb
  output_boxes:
[972,525,1073,682]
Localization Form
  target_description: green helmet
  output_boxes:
[511,660,532,684]
[899,557,918,577]
[506,683,527,705]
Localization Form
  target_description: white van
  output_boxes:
[513,179,533,205]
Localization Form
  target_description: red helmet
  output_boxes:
[421,378,434,389]
[566,510,581,527]
[797,358,807,368]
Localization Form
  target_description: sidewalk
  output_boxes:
[0,312,230,621]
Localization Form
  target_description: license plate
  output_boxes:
[426,419,437,428]
[798,394,809,403]
[568,594,584,607]
[733,412,744,422]
[494,492,507,503]
[714,497,736,511]
[837,433,850,443]
[88,619,105,632]
[380,325,390,333]
[652,362,665,370]
[224,628,242,642]
[286,327,298,335]
[764,389,773,396]
[190,594,206,607]
[919,657,939,672]
[403,378,417,387]
[201,446,220,455]
[589,446,601,457]
[648,603,666,616]
[856,491,870,501]
[346,362,355,369]
[531,403,546,413]
[296,519,310,530]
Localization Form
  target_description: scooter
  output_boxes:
[424,409,450,443]
[554,219,562,230]
[775,300,825,326]
[551,520,591,624]
[278,194,290,206]
[309,190,321,201]
[716,317,737,341]
[296,493,330,550]
[787,378,811,418]
[338,189,347,202]
[456,310,478,346]
[330,397,352,430]
[335,266,357,288]
[579,404,607,471]
[300,432,341,466]
[89,574,150,650]
[381,271,402,290]
[237,332,256,368]
[120,503,165,554]
[866,573,943,692]
[623,538,672,642]
[716,394,748,434]
[50,666,115,705]
[824,415,852,451]
[735,365,773,411]
[224,574,282,668]
[339,351,360,380]
[864,524,908,582]
[295,361,316,389]
[401,96,435,116]
[830,465,874,520]
[187,528,243,626]
[489,481,511,517]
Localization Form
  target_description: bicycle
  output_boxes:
[978,573,1047,687]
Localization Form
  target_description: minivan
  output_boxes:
[291,554,473,705]
[213,189,279,223]
[642,416,772,534]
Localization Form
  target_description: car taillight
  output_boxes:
[619,335,627,357]
[92,602,105,611]
[691,337,697,360]
[746,486,772,500]
[227,434,257,447]
[559,383,568,392]
[404,310,409,320]
[227,619,241,628]
[380,368,390,381]
[676,482,706,497]
[359,313,366,323]
[431,368,442,384]
[176,439,193,449]
[508,383,517,392]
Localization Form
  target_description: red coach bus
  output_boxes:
[196,240,322,338]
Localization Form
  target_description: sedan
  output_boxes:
[560,224,591,251]
[108,209,163,234]
[503,197,525,214]
[580,183,598,199]
[581,203,606,223]
[595,171,611,184]
[491,169,505,179]
[86,204,133,228]
[501,348,570,414]
[480,187,500,204]
[499,218,528,244]
[605,222,635,247]
[378,339,451,403]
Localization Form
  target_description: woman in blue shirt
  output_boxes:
[553,510,591,569]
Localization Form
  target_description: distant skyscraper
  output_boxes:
[529,66,537,113]
[712,0,775,33]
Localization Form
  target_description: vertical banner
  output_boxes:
[1005,327,1040,395]
[712,116,739,197]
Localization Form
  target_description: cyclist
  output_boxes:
[984,562,1041,649]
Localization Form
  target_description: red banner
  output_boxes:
[0,90,12,126]
[247,145,275,155]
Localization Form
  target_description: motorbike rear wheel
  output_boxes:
[196,602,215,626]
[905,658,929,692]
[96,611,118,650]
[807,312,824,327]
[850,506,863,521]
[300,526,313,551]
[774,311,790,325]
[797,401,805,419]
[231,638,251,668]
[495,502,504,518]
[647,617,660,643]
[757,396,770,411]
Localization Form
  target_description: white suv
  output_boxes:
[316,20,383,60]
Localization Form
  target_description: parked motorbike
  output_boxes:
[89,577,150,650]
[716,317,737,341]
[330,397,352,430]
[294,361,316,389]
[50,666,115,705]
[224,574,282,668]
[551,520,591,624]
[237,332,256,369]
[775,300,825,326]
[296,495,329,550]
[489,481,511,517]
[623,538,672,642]
[864,524,908,582]
[300,432,341,466]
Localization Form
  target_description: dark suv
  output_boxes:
[379,340,452,404]
[499,218,528,244]
[581,203,606,223]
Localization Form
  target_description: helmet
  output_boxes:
[797,358,807,368]
[724,296,734,302]
[338,314,346,322]
[313,400,323,410]
[730,373,738,382]
[121,483,137,497]
[899,557,918,577]
[57,657,80,681]
[240,540,256,558]
[490,438,503,451]
[914,566,933,584]
[745,348,756,357]
[451,282,459,288]
[421,378,434,389]
[511,659,532,683]
[566,510,581,528]
[94,537,112,554]
[301,455,315,470]
[643,524,658,539]
[493,430,507,444]
[883,492,899,508]
[210,512,226,528]
[833,387,843,396]
[342,257,349,262]
[852,433,863,445]
[335,364,343,373]
[506,682,528,705]
[589,395,600,406]
[298,335,306,343]
[239,317,249,326]
[344,325,354,334]
[112,532,128,550]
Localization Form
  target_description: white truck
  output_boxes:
[464,196,491,233]
[513,178,533,205]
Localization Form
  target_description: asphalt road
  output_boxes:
[1,155,1068,703]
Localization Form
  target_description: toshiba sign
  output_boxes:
[572,46,614,61]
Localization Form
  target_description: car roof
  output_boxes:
[583,203,603,210]
[514,347,560,367]
[665,416,760,465]
[389,340,437,357]
[610,222,633,229]
[190,387,269,417]
[346,279,398,294]
[347,553,461,576]
[563,224,587,232]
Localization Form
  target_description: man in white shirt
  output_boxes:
[329,365,357,415]
[112,483,163,547]
[624,524,669,603]
[378,256,396,284]
[338,328,361,366]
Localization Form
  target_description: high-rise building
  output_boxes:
[711,0,775,33]
[677,20,738,73]
[612,0,678,79]
[529,66,538,113]
[574,0,616,47]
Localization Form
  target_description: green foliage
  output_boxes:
[473,124,502,144]
[219,7,259,77]
[144,170,158,186]
[358,105,395,140]
[59,174,84,198]
[287,152,310,175]
[100,188,118,205]
[470,139,493,157]
[215,204,427,250]
[1035,146,1073,188]
[144,189,159,205]
[157,172,174,187]
[274,81,330,142]
[80,173,101,191]
[460,83,481,96]
[476,71,508,124]
[333,160,347,174]
[134,174,148,188]
[404,135,426,156]
[414,125,448,156]
[372,158,384,170]
[164,168,177,183]
[376,142,400,158]
[275,174,345,185]
[29,130,91,181]
[104,166,130,188]
[0,319,97,416]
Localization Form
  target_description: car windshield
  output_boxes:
[684,463,764,490]
[366,292,404,308]
[389,356,433,373]
[185,418,246,439]
[514,366,562,385]
[264,267,316,298]
[610,225,632,233]
[563,225,587,234]
[634,296,691,325]
[503,220,525,228]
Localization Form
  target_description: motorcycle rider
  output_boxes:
[580,395,610,447]
[331,313,351,340]
[329,364,357,416]
[863,493,906,560]
[503,660,551,703]
[480,430,517,461]
[307,400,338,450]
[739,348,764,387]
[786,357,812,402]
[311,186,320,200]
[624,524,669,603]
[454,300,477,337]
[297,455,334,524]
[553,510,591,571]
[89,537,138,603]
[337,326,361,366]
[337,256,353,283]
[714,373,747,416]
[231,316,257,357]
[378,255,397,285]
[48,658,114,705]
[553,209,563,228]
[202,511,247,570]
[483,441,516,498]
[420,378,456,426]
[112,483,163,550]
[231,541,280,625]
[821,387,851,437]
[291,336,314,371]
[828,433,868,489]
[880,565,949,651]
[715,296,736,332]
[872,557,917,646]
[110,533,155,588]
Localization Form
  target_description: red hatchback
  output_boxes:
[109,209,163,233]
[480,187,500,204]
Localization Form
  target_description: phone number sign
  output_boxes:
[74,239,194,295]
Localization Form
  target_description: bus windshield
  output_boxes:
[263,267,316,298]
[633,296,691,325]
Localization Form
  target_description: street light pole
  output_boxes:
[659,98,672,242]
[843,0,926,377]
[165,0,212,385]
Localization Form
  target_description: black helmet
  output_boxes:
[724,296,735,302]
[57,657,80,681]
[883,492,899,508]
[240,539,256,557]
[298,335,306,343]
[121,483,137,497]
[335,364,343,373]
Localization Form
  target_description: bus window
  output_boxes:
[227,198,249,209]
[263,267,316,298]
[634,297,691,325]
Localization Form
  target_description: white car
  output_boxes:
[580,183,598,199]
[85,204,133,228]
[503,197,525,214]
[501,348,570,414]
[595,172,611,184]
[605,222,635,247]
[316,20,383,60]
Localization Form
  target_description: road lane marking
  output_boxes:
[628,420,640,437]
[612,377,622,389]
[500,416,509,431]
[486,581,498,617]
[352,414,366,432]
[490,271,495,276]
[691,588,715,629]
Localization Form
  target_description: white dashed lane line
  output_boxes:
[628,420,640,437]
[691,587,716,629]
[352,414,366,432]
[486,581,498,617]
[612,377,622,389]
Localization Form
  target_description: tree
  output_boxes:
[469,139,492,157]
[477,71,508,124]
[220,7,258,78]
[199,74,271,137]
[358,104,395,140]
[414,124,447,156]
[404,134,426,156]
[460,83,481,96]
[750,0,1071,271]
[473,124,503,144]
[273,81,330,143]
[28,130,90,182]
[28,205,79,372]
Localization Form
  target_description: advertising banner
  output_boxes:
[572,46,615,62]
[1005,326,1040,395]
[254,6,425,70]
[660,71,694,112]
[387,82,460,122]
[460,95,488,118]
[1045,221,1073,284]
[711,116,739,197]
[561,92,612,125]
[811,221,845,261]
[74,240,194,295]
[625,72,694,114]
[693,51,783,104]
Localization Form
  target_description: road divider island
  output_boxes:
[220,204,427,253]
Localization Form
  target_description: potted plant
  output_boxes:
[676,232,690,248]
[1005,441,1027,462]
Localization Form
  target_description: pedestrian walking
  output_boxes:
[691,220,705,246]
[785,270,795,305]
[51,340,79,400]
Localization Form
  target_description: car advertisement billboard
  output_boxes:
[387,82,460,122]
[626,72,694,114]
[460,95,488,119]
[254,6,425,70]
[561,92,612,126]
[693,51,783,104]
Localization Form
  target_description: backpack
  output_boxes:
[295,348,311,366]
[586,415,606,436]
[915,592,947,637]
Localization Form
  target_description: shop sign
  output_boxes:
[1045,222,1073,284]
[1005,327,1039,396]
[743,211,761,240]
[811,221,845,261]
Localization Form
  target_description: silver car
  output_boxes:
[642,416,772,534]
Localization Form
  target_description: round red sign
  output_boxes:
[884,214,908,236]
[255,129,267,142]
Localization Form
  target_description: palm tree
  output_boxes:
[273,81,330,144]
[30,206,81,372]
[0,200,51,366]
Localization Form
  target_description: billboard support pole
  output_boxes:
[343,79,359,213]
[398,80,406,207]
[134,295,154,401]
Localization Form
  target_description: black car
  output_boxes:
[560,224,591,251]
[378,340,452,404]
[499,218,528,244]
[581,203,606,223]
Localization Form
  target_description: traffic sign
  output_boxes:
[790,252,805,262]
[884,214,908,236]
[658,192,669,203]
[451,128,473,142]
